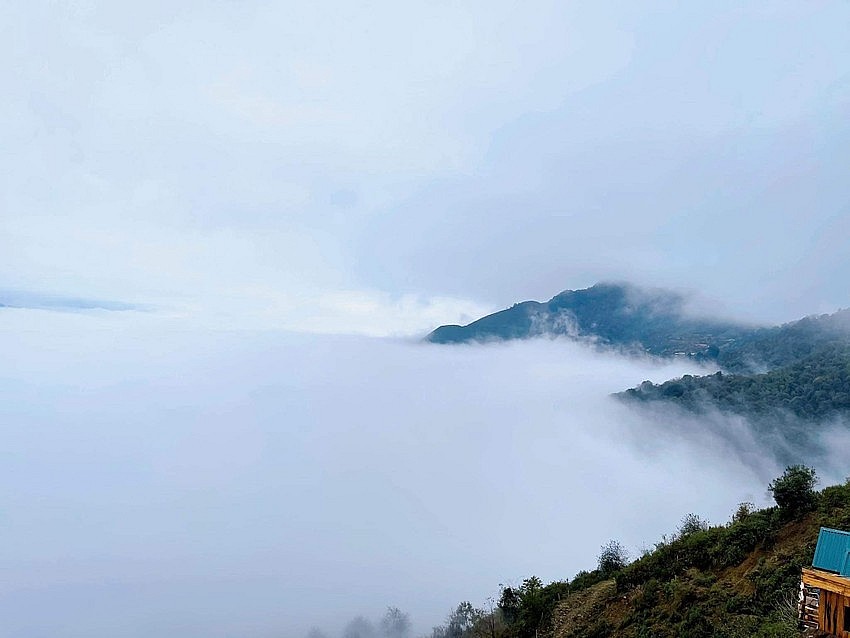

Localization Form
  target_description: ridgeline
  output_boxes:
[428,282,850,425]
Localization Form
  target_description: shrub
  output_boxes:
[678,513,709,538]
[768,465,818,518]
[598,540,629,575]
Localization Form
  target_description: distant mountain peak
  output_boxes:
[427,282,743,360]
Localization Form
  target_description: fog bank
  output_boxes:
[0,312,816,637]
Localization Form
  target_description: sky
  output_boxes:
[3,1,850,333]
[3,2,850,637]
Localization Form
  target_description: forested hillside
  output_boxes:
[715,310,850,373]
[427,283,749,360]
[429,283,850,421]
[430,468,845,638]
[621,345,850,421]
[428,283,850,372]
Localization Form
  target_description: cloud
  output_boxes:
[0,290,144,312]
[4,2,849,331]
[0,314,808,638]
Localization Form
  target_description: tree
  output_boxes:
[472,598,506,638]
[678,513,708,538]
[380,607,410,638]
[731,501,754,523]
[597,540,628,575]
[497,585,521,626]
[444,602,483,638]
[498,577,566,638]
[768,465,818,518]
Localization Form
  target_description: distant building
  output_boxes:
[800,527,850,635]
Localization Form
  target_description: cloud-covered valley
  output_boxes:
[3,311,836,638]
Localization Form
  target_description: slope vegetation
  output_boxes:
[622,345,850,421]
[437,472,850,638]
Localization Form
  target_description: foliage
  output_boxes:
[469,601,507,638]
[677,513,708,538]
[768,465,818,518]
[568,569,607,592]
[497,577,569,638]
[731,502,754,523]
[818,481,850,529]
[431,602,484,638]
[479,468,850,637]
[621,344,850,422]
[597,540,629,575]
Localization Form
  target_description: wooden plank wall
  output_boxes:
[801,569,850,637]
[820,589,847,637]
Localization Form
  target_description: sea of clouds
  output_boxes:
[5,310,839,638]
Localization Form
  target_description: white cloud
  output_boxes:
[5,2,850,329]
[0,320,788,637]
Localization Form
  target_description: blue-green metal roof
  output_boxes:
[812,527,850,575]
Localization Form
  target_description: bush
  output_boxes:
[498,577,569,638]
[731,502,754,523]
[678,513,709,538]
[598,540,629,575]
[768,465,818,518]
[714,510,777,567]
[818,482,850,528]
[569,569,606,592]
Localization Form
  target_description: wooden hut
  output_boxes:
[800,528,850,636]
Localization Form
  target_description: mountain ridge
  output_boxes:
[428,282,751,364]
[428,282,850,434]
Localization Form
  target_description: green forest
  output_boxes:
[621,345,850,421]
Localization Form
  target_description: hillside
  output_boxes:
[432,469,849,638]
[620,345,850,422]
[428,282,850,371]
[429,283,850,421]
[427,283,750,362]
[715,309,850,373]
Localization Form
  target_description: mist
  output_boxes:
[2,310,833,638]
[3,1,849,635]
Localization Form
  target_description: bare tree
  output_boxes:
[380,607,411,638]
